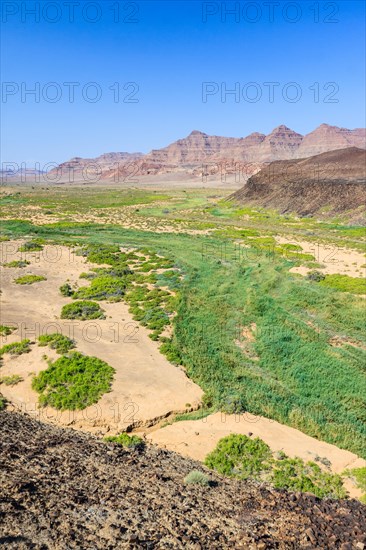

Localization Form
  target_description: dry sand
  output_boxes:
[146,412,366,498]
[276,235,366,278]
[0,241,202,433]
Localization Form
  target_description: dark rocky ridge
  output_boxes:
[1,410,365,549]
[229,147,366,219]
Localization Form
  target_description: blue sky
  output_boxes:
[1,0,365,166]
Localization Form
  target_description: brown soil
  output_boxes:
[1,410,365,549]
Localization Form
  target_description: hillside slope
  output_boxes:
[0,411,365,549]
[229,147,366,218]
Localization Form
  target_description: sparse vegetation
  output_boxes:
[0,339,31,357]
[205,434,347,499]
[60,300,105,320]
[32,352,114,410]
[104,432,144,449]
[19,241,43,252]
[14,274,47,285]
[3,260,30,268]
[184,470,211,486]
[59,283,74,297]
[0,325,15,336]
[0,374,23,386]
[319,274,366,294]
[38,333,75,354]
[344,467,366,503]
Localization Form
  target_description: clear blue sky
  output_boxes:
[1,0,365,167]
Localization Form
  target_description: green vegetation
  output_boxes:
[104,432,144,449]
[0,325,15,336]
[0,394,6,410]
[205,434,347,499]
[0,374,23,386]
[0,339,31,357]
[14,274,47,285]
[319,274,366,294]
[344,467,366,503]
[1,193,365,458]
[38,333,75,354]
[19,241,43,252]
[184,470,211,486]
[60,282,74,296]
[32,352,114,410]
[3,260,30,268]
[60,300,105,320]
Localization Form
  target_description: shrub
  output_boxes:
[104,432,144,449]
[32,352,114,410]
[61,300,105,320]
[0,339,31,356]
[14,274,47,285]
[60,283,74,297]
[344,467,366,503]
[3,260,30,268]
[19,241,43,252]
[306,270,326,282]
[205,434,348,499]
[0,394,6,410]
[38,333,75,354]
[0,325,15,336]
[0,374,23,386]
[184,470,210,486]
[270,458,347,499]
[73,275,126,302]
[205,434,271,479]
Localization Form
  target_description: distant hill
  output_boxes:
[47,124,366,182]
[228,147,366,220]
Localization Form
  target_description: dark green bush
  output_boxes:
[60,283,74,296]
[60,300,105,320]
[32,352,114,410]
[38,333,75,354]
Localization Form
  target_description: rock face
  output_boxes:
[297,124,366,158]
[229,147,366,219]
[1,410,365,549]
[48,124,366,182]
[51,151,143,181]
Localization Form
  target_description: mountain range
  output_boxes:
[49,124,366,182]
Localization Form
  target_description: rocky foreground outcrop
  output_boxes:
[0,411,365,549]
[229,147,366,219]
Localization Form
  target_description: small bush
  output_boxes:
[184,470,210,486]
[344,467,366,503]
[306,270,326,283]
[19,241,43,252]
[104,433,144,449]
[0,374,23,386]
[3,260,30,268]
[32,351,114,410]
[15,275,47,285]
[38,333,75,354]
[60,283,74,297]
[0,339,31,356]
[73,275,126,302]
[205,434,271,479]
[61,300,105,320]
[0,325,15,336]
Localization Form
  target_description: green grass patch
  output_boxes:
[60,300,105,320]
[104,432,144,449]
[14,274,47,285]
[319,274,366,294]
[38,333,75,354]
[0,339,31,356]
[32,352,114,410]
[205,434,347,499]
[0,325,15,336]
[19,241,44,252]
[0,374,23,386]
[3,260,30,268]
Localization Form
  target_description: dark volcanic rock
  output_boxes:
[0,410,365,549]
